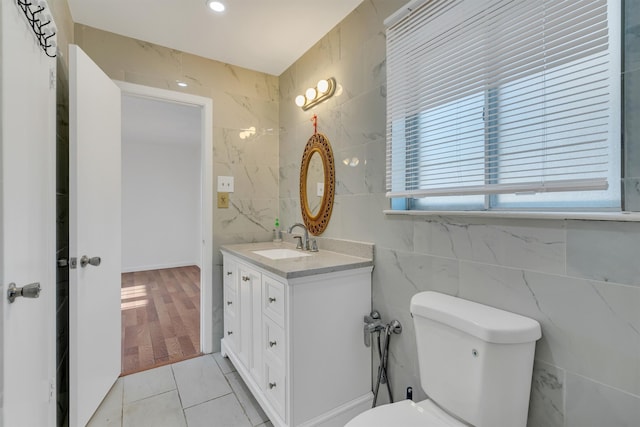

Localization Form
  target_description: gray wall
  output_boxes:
[279,1,640,426]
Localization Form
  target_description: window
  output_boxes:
[385,0,621,212]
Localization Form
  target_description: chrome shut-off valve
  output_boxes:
[364,310,383,347]
[363,310,402,347]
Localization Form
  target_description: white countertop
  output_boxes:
[220,241,374,279]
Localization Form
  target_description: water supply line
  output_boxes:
[364,311,402,407]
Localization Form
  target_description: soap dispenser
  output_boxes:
[273,218,282,242]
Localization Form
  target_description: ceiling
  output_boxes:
[67,0,365,76]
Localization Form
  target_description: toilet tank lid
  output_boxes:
[410,292,542,344]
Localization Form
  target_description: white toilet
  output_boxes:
[346,291,541,427]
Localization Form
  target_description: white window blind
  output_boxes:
[385,0,620,205]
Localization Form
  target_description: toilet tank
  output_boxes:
[410,292,541,427]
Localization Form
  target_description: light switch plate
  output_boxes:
[217,176,234,192]
[217,192,229,208]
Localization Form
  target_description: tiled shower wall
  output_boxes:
[279,1,640,426]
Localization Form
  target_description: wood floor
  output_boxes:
[120,265,201,376]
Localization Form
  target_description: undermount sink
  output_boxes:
[252,248,312,260]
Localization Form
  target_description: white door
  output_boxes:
[0,2,57,426]
[68,44,122,427]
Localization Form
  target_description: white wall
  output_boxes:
[1,1,57,424]
[121,99,201,272]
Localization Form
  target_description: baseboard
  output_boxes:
[297,393,373,427]
[121,261,199,273]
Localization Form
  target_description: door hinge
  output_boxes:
[49,379,55,402]
[49,68,56,90]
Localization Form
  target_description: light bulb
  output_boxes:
[317,79,329,94]
[305,87,317,101]
[295,95,306,107]
[206,1,225,12]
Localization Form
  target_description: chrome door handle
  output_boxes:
[7,282,41,303]
[80,255,101,268]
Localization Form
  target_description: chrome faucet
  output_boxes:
[288,223,310,250]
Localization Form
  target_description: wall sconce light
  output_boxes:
[239,126,256,139]
[295,77,337,110]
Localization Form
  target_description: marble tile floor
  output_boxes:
[88,352,272,427]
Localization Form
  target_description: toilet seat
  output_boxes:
[345,399,468,427]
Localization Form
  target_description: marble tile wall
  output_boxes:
[279,1,640,426]
[73,24,280,354]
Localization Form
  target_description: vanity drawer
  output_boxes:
[223,311,237,350]
[263,275,285,326]
[223,285,236,317]
[264,357,286,419]
[263,316,285,364]
[223,259,237,289]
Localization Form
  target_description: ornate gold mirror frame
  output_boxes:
[300,133,335,235]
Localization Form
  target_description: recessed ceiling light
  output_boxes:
[206,0,225,12]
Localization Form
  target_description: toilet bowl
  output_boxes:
[345,292,541,427]
[345,399,467,427]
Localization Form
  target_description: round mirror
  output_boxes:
[300,133,335,235]
[305,152,324,216]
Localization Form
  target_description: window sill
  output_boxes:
[383,210,640,222]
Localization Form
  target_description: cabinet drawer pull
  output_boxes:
[226,271,233,276]
[227,301,233,305]
[269,340,277,347]
[242,276,250,282]
[227,331,233,335]
[268,297,276,303]
[268,382,277,389]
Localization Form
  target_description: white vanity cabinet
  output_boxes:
[220,250,373,427]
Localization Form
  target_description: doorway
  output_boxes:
[121,266,201,374]
[116,82,214,375]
